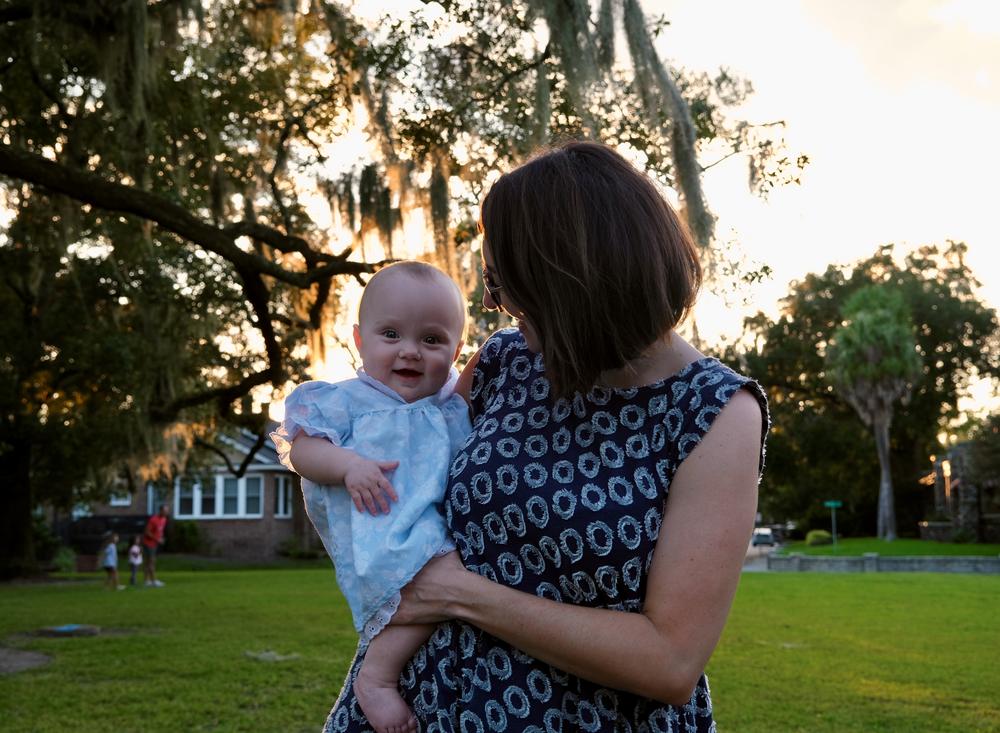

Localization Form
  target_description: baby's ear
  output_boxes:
[352,324,362,351]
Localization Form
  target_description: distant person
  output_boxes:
[142,504,170,587]
[100,531,124,591]
[127,535,143,586]
[272,261,471,733]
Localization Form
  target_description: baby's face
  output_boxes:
[354,273,464,402]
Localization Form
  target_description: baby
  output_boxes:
[272,261,471,733]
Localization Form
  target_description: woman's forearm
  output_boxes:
[439,570,702,705]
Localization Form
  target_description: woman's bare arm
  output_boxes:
[289,436,399,515]
[396,389,762,705]
[454,349,481,406]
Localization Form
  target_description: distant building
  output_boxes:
[921,443,1000,543]
[95,428,318,561]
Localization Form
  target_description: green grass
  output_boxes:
[2,568,998,732]
[778,537,1000,556]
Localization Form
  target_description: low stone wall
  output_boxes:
[767,552,1000,574]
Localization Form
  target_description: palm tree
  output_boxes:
[825,286,921,540]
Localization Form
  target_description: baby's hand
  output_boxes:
[343,456,399,515]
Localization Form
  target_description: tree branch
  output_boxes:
[0,144,373,287]
[194,432,267,479]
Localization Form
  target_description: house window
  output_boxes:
[147,482,170,516]
[200,479,217,516]
[109,492,132,507]
[275,476,293,518]
[173,475,263,519]
[178,477,196,516]
[223,478,239,515]
[245,477,262,515]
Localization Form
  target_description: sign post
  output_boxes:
[824,500,843,550]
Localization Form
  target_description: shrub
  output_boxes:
[806,529,833,546]
[165,520,204,553]
[277,537,322,560]
[51,546,76,573]
[950,528,976,544]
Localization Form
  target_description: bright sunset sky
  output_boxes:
[654,0,999,345]
[333,0,999,413]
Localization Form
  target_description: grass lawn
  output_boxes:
[778,537,1000,557]
[1,566,998,732]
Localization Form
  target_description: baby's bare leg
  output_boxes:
[354,623,434,733]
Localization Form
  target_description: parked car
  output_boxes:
[751,527,776,546]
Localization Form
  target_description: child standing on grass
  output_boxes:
[128,535,143,586]
[272,261,471,733]
[100,532,124,591]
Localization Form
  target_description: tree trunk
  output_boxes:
[0,434,36,578]
[872,413,897,541]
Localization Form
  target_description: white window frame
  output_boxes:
[147,482,171,516]
[274,475,293,519]
[109,492,132,507]
[174,474,264,519]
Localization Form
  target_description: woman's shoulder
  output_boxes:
[663,357,766,409]
[477,327,527,367]
[658,357,769,471]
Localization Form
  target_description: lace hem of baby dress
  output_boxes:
[358,592,401,649]
[357,542,456,649]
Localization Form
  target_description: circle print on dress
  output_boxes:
[484,700,507,732]
[478,417,499,438]
[527,668,553,703]
[487,646,513,680]
[524,462,548,489]
[504,684,531,718]
[501,412,525,434]
[577,452,600,479]
[530,377,550,402]
[619,403,647,430]
[585,520,614,556]
[502,503,527,537]
[617,514,643,550]
[524,434,548,458]
[579,482,606,511]
[607,476,633,506]
[496,464,519,494]
[552,426,571,453]
[591,410,617,434]
[525,495,550,529]
[599,439,625,469]
[552,459,574,484]
[551,488,577,520]
[483,512,508,544]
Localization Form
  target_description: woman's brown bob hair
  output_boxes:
[480,141,702,398]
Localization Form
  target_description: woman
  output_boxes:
[327,141,768,732]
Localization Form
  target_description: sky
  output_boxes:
[331,0,999,413]
[648,0,1000,412]
[651,0,999,331]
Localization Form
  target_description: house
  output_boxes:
[95,428,319,561]
[921,443,1000,543]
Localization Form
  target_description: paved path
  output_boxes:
[742,544,774,572]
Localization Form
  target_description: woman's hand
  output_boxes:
[392,551,471,625]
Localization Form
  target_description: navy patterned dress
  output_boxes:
[326,328,768,733]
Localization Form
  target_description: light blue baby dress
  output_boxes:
[271,369,472,644]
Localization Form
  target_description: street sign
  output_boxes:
[824,500,842,548]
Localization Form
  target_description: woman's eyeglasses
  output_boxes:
[482,268,503,308]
